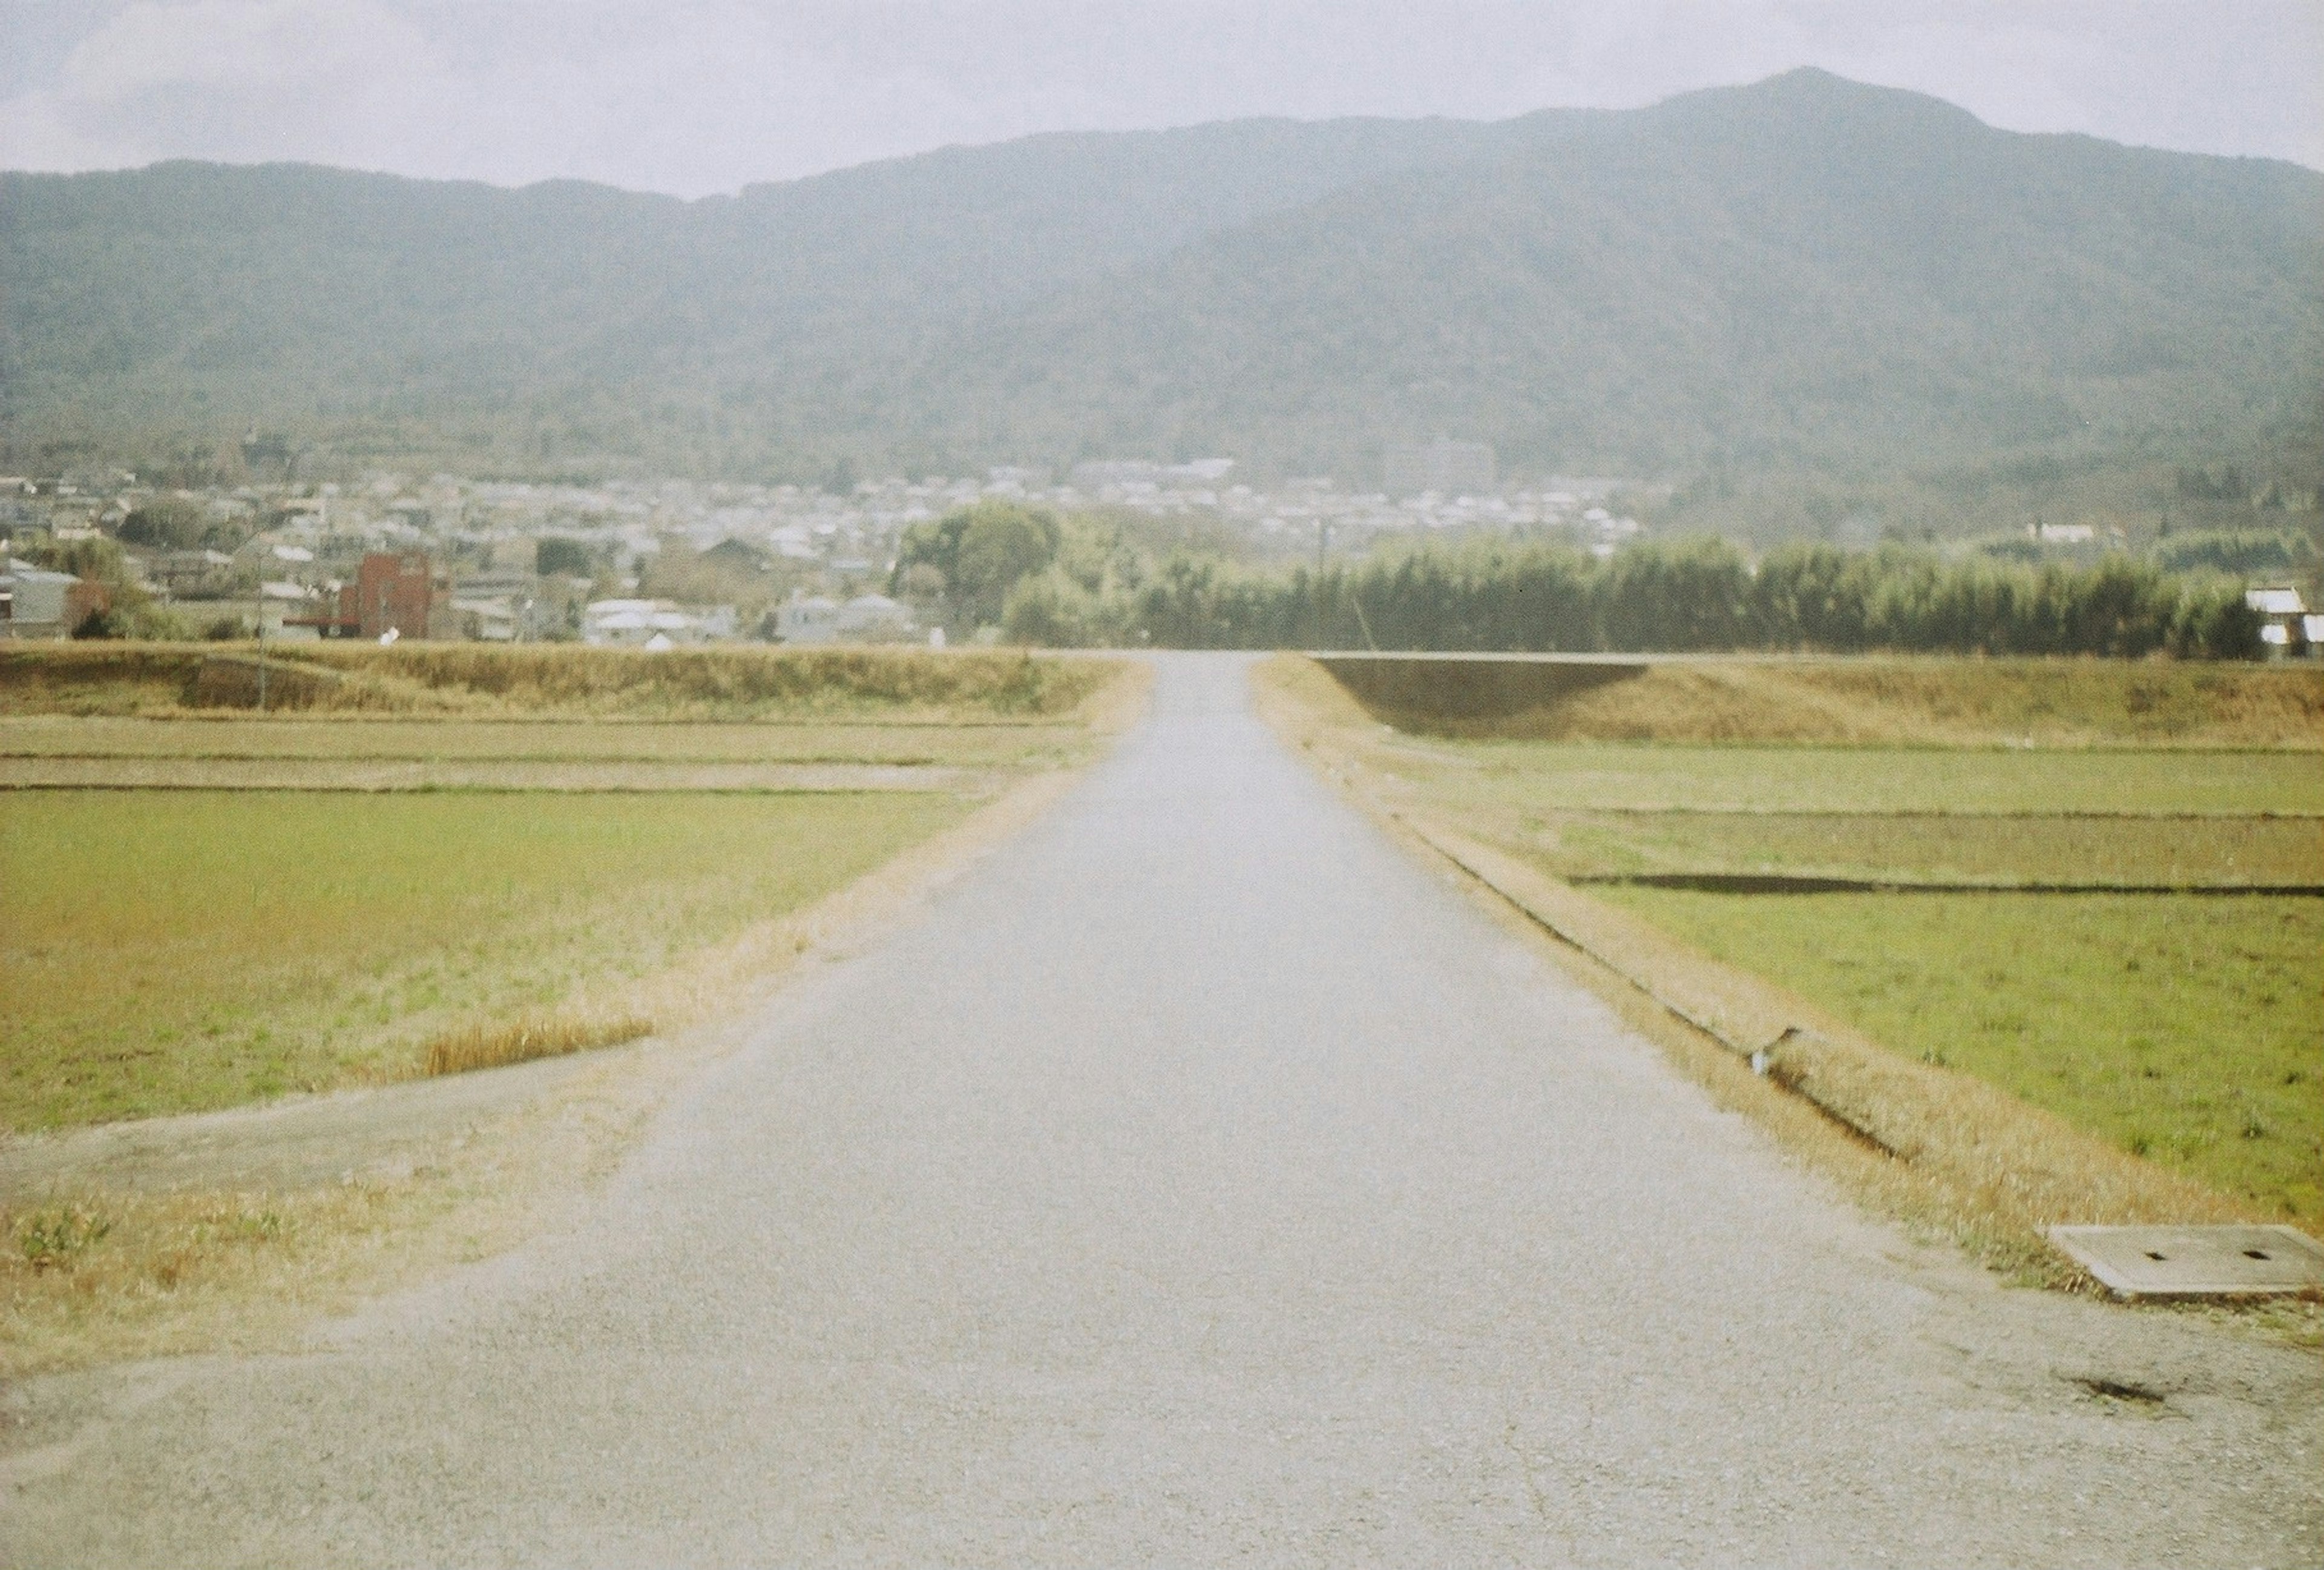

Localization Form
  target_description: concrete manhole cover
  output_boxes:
[2047,1224,2324,1299]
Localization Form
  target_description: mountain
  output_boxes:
[4,69,2319,521]
[894,71,2323,487]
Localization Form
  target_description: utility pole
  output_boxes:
[255,614,268,714]
[1311,520,1330,650]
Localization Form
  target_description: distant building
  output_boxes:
[340,551,449,639]
[1069,459,1235,490]
[0,559,107,638]
[2246,586,2312,657]
[1,560,73,637]
[774,588,916,645]
[2035,522,2097,545]
[148,548,241,599]
[582,597,732,646]
[1385,438,1495,499]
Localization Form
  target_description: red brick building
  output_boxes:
[340,552,447,639]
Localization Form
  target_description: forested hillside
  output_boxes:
[4,70,2318,531]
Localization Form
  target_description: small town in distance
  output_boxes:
[5,438,2319,655]
[0,438,1651,647]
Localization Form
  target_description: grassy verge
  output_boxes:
[1600,888,2323,1218]
[0,789,968,1129]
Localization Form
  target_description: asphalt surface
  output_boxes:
[6,653,2319,1566]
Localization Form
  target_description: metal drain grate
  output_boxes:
[2047,1224,2324,1299]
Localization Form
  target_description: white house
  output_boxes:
[2245,587,2309,655]
[775,593,840,643]
[584,597,719,647]
[0,559,80,637]
[774,589,916,645]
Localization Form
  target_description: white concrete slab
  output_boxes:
[2049,1224,2324,1298]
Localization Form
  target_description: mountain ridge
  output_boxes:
[3,69,2317,532]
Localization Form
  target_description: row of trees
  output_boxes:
[992,528,2267,659]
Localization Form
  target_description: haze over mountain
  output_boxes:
[4,69,2318,533]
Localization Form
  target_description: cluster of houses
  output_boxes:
[5,462,2317,653]
[0,470,919,646]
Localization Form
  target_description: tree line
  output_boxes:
[972,522,2266,659]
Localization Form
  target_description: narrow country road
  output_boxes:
[6,655,2317,1566]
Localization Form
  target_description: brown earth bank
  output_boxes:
[1314,651,2324,747]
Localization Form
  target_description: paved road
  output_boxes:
[7,655,2318,1566]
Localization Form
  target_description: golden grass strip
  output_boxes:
[419,1013,655,1077]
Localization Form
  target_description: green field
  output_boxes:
[1604,888,2324,1217]
[0,790,967,1129]
[0,650,1135,1131]
[1414,740,2324,816]
[1540,810,2324,887]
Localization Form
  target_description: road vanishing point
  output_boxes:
[5,655,2319,1566]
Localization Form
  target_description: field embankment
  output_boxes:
[1259,652,2324,1285]
[1315,652,2324,749]
[0,642,1112,720]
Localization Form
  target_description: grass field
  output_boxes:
[0,648,1138,1131]
[1603,889,2324,1218]
[1543,811,2324,887]
[1,790,969,1129]
[1403,740,2324,815]
[1278,652,2324,1226]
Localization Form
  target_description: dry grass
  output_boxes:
[419,1012,655,1076]
[1321,652,2324,748]
[0,1092,628,1379]
[0,643,1127,721]
[4,1186,398,1376]
[294,642,1114,717]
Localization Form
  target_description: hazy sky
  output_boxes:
[2,1,2319,195]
